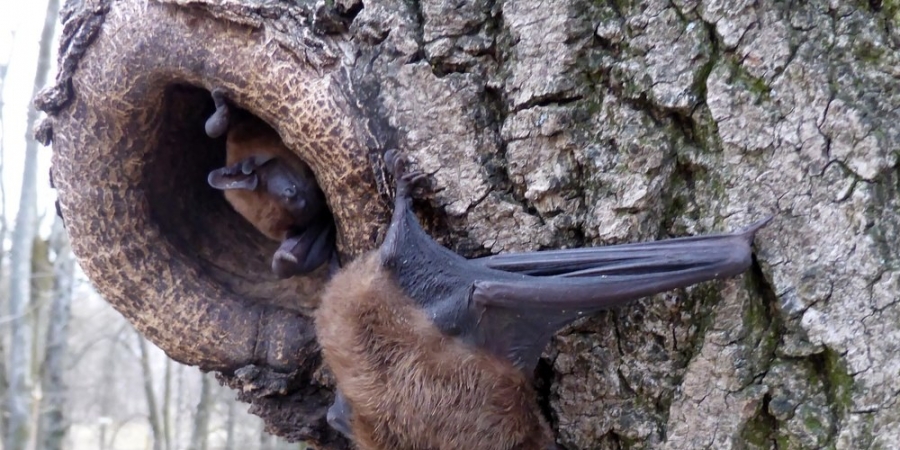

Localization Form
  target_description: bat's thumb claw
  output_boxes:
[738,215,774,243]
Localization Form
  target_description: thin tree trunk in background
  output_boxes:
[187,372,213,450]
[174,363,185,449]
[137,333,163,450]
[0,31,15,436]
[94,325,127,450]
[163,358,172,450]
[5,0,60,447]
[30,233,52,359]
[28,232,51,450]
[259,425,271,450]
[4,65,37,450]
[36,217,74,450]
[223,393,236,450]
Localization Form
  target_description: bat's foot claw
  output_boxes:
[272,222,336,278]
[397,171,427,198]
[384,149,427,198]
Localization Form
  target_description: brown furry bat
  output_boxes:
[205,89,335,277]
[316,150,771,449]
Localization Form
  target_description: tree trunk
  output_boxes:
[36,217,74,450]
[97,327,126,450]
[163,358,173,450]
[174,362,186,448]
[34,0,900,449]
[223,393,236,450]
[0,27,14,442]
[138,332,164,450]
[28,232,52,450]
[187,372,213,450]
[259,424,274,450]
[6,0,60,447]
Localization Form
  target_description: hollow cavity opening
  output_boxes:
[144,84,332,313]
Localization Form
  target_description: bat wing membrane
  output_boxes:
[469,217,771,371]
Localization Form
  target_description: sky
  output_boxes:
[1,0,58,236]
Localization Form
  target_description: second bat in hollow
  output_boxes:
[205,88,336,278]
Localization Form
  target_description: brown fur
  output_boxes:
[222,117,317,241]
[316,253,556,450]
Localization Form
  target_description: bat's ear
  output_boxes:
[207,168,259,191]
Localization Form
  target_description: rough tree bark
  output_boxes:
[34,0,900,449]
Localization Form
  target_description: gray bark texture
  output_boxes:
[33,0,899,448]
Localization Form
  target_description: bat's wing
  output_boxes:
[378,149,771,373]
[472,217,771,278]
[468,218,771,371]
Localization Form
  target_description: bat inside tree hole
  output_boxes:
[143,85,336,313]
[204,88,338,279]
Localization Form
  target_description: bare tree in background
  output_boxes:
[187,372,213,450]
[34,0,900,448]
[5,0,60,448]
[138,331,164,450]
[0,30,12,439]
[28,227,52,447]
[163,358,172,450]
[36,217,74,450]
[174,362,186,447]
[223,393,237,450]
[96,324,128,450]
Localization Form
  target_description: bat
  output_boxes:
[205,89,336,277]
[315,150,771,449]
